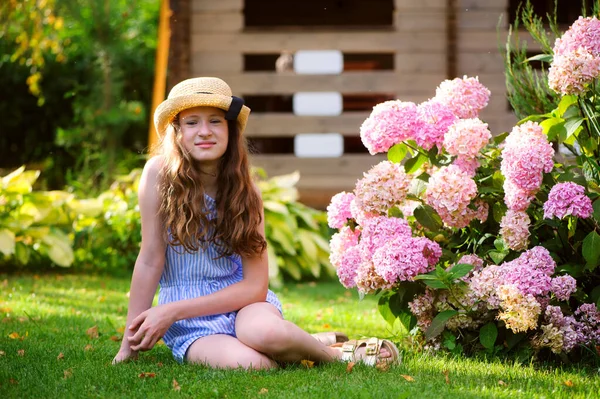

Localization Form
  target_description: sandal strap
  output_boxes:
[363,337,381,366]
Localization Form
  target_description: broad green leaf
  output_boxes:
[266,241,280,280]
[308,231,330,253]
[422,279,448,289]
[387,143,408,163]
[283,258,302,280]
[489,250,508,265]
[41,229,74,267]
[388,206,404,218]
[263,200,289,215]
[413,205,443,232]
[409,178,427,197]
[404,153,428,174]
[593,200,600,224]
[425,310,458,340]
[564,117,584,140]
[14,242,30,265]
[448,263,474,279]
[269,227,297,256]
[479,322,498,349]
[378,293,397,326]
[69,198,103,217]
[556,94,577,117]
[397,311,416,333]
[582,231,600,270]
[493,202,506,223]
[290,205,318,230]
[0,229,16,256]
[2,170,40,193]
[298,229,318,262]
[388,282,423,315]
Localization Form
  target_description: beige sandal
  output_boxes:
[311,331,349,346]
[341,337,400,366]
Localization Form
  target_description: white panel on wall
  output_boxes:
[294,133,344,158]
[294,50,344,75]
[293,92,343,116]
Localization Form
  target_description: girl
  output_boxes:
[112,77,399,369]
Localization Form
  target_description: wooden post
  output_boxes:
[147,0,172,153]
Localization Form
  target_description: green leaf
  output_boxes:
[41,229,74,267]
[422,279,449,289]
[493,132,509,145]
[492,201,507,223]
[290,205,319,230]
[448,263,474,280]
[378,294,397,326]
[556,95,578,117]
[263,200,289,215]
[564,117,584,140]
[387,206,404,218]
[0,229,16,256]
[397,311,416,333]
[266,241,280,281]
[14,242,30,265]
[297,229,318,263]
[593,200,600,224]
[387,143,408,163]
[409,178,427,198]
[413,205,443,232]
[425,310,458,340]
[525,53,553,63]
[404,153,428,174]
[582,231,600,270]
[479,322,498,349]
[489,250,508,265]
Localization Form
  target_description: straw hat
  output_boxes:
[154,77,250,136]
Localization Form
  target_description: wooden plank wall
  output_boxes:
[189,0,515,208]
[456,0,517,134]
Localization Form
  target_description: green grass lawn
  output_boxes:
[1,273,599,398]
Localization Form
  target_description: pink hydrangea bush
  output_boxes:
[326,65,600,360]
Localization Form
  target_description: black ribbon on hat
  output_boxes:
[225,96,244,120]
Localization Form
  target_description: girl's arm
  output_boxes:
[112,157,166,363]
[127,203,270,351]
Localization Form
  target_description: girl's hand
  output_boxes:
[127,305,175,351]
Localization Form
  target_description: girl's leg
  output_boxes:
[236,302,391,364]
[185,334,278,370]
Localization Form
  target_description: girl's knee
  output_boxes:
[237,319,293,355]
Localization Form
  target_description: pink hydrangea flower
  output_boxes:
[470,246,555,308]
[548,48,600,95]
[359,215,412,259]
[354,161,412,215]
[415,99,458,150]
[574,303,600,345]
[425,165,478,228]
[336,245,362,288]
[500,209,530,251]
[434,76,491,119]
[496,284,542,333]
[543,182,593,220]
[355,261,395,294]
[329,226,360,270]
[327,191,355,229]
[453,156,480,177]
[501,121,555,211]
[360,100,420,155]
[553,16,600,57]
[551,275,577,301]
[372,236,441,283]
[443,118,491,159]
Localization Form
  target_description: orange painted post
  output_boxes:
[147,0,172,153]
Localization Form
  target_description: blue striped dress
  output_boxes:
[158,194,283,362]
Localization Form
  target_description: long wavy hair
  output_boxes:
[156,115,266,258]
